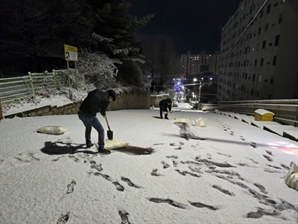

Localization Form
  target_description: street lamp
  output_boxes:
[184,78,212,110]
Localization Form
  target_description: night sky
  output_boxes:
[128,0,241,55]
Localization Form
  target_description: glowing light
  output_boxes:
[268,141,298,156]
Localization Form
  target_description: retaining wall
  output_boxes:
[150,95,169,107]
[2,91,169,119]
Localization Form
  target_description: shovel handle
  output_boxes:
[105,116,111,130]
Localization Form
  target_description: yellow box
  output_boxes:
[254,109,274,121]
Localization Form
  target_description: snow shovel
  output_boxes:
[105,116,113,140]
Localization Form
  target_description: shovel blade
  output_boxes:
[107,130,113,140]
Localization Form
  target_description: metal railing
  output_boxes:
[201,99,298,127]
[0,70,67,104]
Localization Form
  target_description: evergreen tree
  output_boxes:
[0,0,153,88]
[89,0,153,85]
[0,0,87,72]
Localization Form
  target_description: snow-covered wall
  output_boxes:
[150,94,169,107]
[2,90,152,119]
[108,90,151,110]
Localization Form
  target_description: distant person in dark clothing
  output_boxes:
[78,89,116,154]
[159,98,172,119]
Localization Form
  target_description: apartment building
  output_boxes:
[181,51,220,75]
[218,0,298,101]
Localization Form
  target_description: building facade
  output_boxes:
[218,0,298,101]
[181,51,220,75]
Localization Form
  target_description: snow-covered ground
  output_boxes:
[0,100,298,224]
[2,94,83,117]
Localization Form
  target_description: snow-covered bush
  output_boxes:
[76,49,121,90]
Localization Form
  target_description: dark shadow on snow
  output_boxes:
[152,116,162,119]
[40,141,97,155]
[40,141,153,156]
[162,133,181,138]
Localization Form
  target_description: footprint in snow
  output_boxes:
[56,211,70,224]
[93,172,125,191]
[119,210,131,224]
[151,169,162,176]
[113,182,124,191]
[263,154,273,162]
[12,153,40,166]
[172,160,178,167]
[166,155,178,159]
[121,177,141,188]
[240,136,245,141]
[250,142,257,148]
[161,161,170,169]
[68,155,79,162]
[188,165,203,174]
[254,183,268,194]
[52,156,65,162]
[217,152,232,157]
[189,201,218,211]
[90,163,103,172]
[66,180,76,194]
[246,208,280,219]
[96,173,112,181]
[175,169,201,178]
[149,198,187,209]
[212,185,235,196]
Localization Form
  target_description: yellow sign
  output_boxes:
[64,44,78,61]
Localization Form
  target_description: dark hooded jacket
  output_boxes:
[159,98,172,112]
[79,89,110,116]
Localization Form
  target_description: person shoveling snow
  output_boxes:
[78,88,116,154]
[159,98,172,119]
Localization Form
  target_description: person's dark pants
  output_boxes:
[160,107,168,119]
[78,110,105,149]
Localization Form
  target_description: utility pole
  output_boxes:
[197,79,211,110]
[184,78,212,110]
